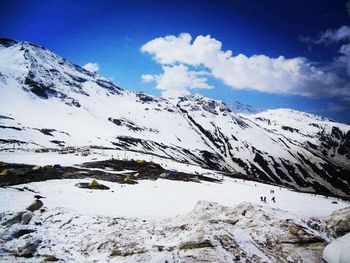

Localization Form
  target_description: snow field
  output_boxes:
[1,177,348,219]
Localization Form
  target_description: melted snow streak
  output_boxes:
[1,38,350,197]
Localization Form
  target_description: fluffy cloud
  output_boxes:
[83,62,99,72]
[141,33,346,98]
[141,64,213,98]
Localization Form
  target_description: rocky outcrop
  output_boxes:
[324,206,350,238]
[1,200,348,262]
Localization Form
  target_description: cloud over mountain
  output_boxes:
[141,64,212,97]
[83,62,99,72]
[141,33,348,100]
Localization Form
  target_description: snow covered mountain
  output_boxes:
[228,101,258,114]
[1,38,350,197]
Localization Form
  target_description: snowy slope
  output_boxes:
[1,178,347,219]
[229,101,258,114]
[1,38,350,197]
[1,176,349,262]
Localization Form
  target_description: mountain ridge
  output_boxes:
[1,38,350,197]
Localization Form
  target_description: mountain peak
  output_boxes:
[0,38,123,104]
[0,38,18,47]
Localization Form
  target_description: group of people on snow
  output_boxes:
[260,195,276,203]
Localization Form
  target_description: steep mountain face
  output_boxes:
[1,38,350,197]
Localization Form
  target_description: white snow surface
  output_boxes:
[1,177,348,219]
[323,233,350,263]
[1,183,348,262]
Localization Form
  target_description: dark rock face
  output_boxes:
[76,182,110,190]
[281,126,299,133]
[37,129,55,136]
[317,127,350,160]
[108,118,144,132]
[50,140,65,147]
[12,229,36,238]
[338,131,350,158]
[96,79,122,94]
[0,38,18,47]
[136,92,158,103]
[26,199,43,212]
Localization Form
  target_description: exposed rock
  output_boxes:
[26,199,43,212]
[1,200,350,262]
[75,179,110,190]
[15,239,41,257]
[283,223,324,244]
[2,211,24,226]
[21,212,33,225]
[110,246,147,257]
[324,206,350,238]
[12,229,36,239]
[43,255,60,261]
[179,240,214,250]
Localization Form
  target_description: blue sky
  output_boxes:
[1,0,350,123]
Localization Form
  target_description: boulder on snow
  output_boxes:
[323,233,350,263]
[76,179,110,190]
[43,255,60,261]
[286,223,324,244]
[26,199,43,212]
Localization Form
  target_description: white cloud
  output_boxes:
[318,26,350,44]
[141,33,346,99]
[141,74,156,82]
[338,43,350,76]
[299,26,350,45]
[83,62,100,72]
[141,64,213,98]
[299,24,350,102]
